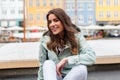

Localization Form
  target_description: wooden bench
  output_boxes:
[96,56,120,64]
[0,56,120,69]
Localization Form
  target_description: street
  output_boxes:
[0,64,120,80]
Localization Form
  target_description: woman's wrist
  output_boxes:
[63,58,68,63]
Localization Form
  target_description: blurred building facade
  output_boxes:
[0,0,23,27]
[96,0,120,26]
[64,0,96,26]
[26,0,63,27]
[0,0,120,28]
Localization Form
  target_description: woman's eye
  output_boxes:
[54,19,59,22]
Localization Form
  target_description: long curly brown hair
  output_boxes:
[45,8,79,55]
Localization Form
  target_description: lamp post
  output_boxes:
[23,0,26,42]
[75,0,77,25]
[63,0,66,10]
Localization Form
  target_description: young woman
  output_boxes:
[37,8,96,80]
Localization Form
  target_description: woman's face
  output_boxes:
[48,13,64,35]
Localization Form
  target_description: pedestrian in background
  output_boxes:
[37,8,96,80]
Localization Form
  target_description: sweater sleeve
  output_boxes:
[67,33,96,66]
[37,37,47,80]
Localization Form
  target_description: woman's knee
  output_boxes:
[74,65,87,80]
[64,65,87,80]
[77,65,87,74]
[73,65,87,77]
[78,65,87,71]
[43,60,55,68]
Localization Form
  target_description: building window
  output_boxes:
[36,14,40,21]
[1,21,7,27]
[78,15,84,25]
[114,11,118,17]
[29,14,33,21]
[87,4,93,11]
[29,0,33,7]
[50,0,53,6]
[2,10,7,15]
[114,0,119,6]
[56,0,60,6]
[65,4,70,11]
[36,0,40,7]
[43,0,46,6]
[107,11,111,18]
[10,9,15,14]
[77,4,83,11]
[18,9,23,14]
[99,0,103,6]
[88,15,93,24]
[43,14,46,22]
[71,4,75,11]
[9,21,16,26]
[106,0,111,6]
[99,11,103,18]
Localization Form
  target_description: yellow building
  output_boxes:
[25,0,63,28]
[96,0,120,25]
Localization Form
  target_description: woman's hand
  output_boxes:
[56,58,68,77]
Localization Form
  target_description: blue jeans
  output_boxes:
[43,60,87,80]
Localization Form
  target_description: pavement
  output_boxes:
[88,69,120,80]
[0,67,120,80]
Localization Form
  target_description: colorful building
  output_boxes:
[64,0,96,26]
[26,0,63,27]
[1,0,119,28]
[0,0,23,27]
[96,0,120,25]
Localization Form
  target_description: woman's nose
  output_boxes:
[50,21,55,26]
